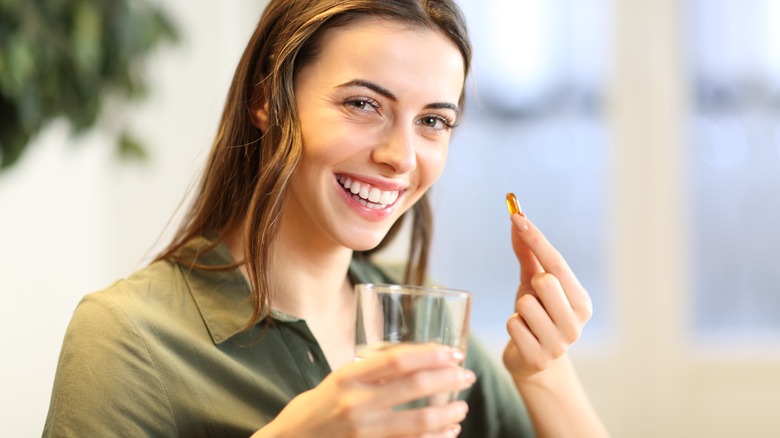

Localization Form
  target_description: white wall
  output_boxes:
[0,1,267,434]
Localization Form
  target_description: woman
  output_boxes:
[44,0,608,436]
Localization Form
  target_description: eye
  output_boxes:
[344,97,380,114]
[417,114,455,131]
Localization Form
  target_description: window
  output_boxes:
[430,0,612,345]
[689,0,780,336]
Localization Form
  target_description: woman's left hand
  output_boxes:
[502,213,593,381]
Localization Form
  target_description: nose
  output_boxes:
[372,123,417,174]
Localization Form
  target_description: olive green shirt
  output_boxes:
[44,238,533,437]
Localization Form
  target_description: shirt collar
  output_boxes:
[178,237,395,344]
[178,237,299,344]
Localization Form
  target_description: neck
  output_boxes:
[225,210,355,320]
[225,208,360,370]
[270,218,354,318]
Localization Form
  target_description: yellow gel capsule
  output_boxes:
[506,192,522,215]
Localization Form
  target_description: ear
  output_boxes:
[250,101,271,131]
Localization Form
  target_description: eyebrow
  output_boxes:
[335,79,459,114]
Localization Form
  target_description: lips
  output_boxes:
[336,175,400,209]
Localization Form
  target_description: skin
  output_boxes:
[240,16,608,438]
[284,22,463,255]
[506,213,609,437]
[245,19,471,438]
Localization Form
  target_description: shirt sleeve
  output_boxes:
[43,290,178,437]
[460,336,536,438]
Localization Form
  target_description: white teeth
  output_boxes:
[337,175,401,208]
[379,190,391,205]
[368,188,381,203]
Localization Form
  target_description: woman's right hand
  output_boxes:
[253,343,475,438]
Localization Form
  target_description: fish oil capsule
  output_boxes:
[505,192,522,215]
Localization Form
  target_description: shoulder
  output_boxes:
[61,258,198,374]
[74,259,186,326]
[45,261,183,436]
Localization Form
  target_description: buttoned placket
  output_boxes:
[276,319,332,389]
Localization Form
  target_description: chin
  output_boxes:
[346,238,385,253]
[341,229,392,252]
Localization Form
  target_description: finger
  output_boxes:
[512,215,591,313]
[530,273,581,334]
[511,214,573,286]
[375,366,475,409]
[389,426,463,438]
[515,293,568,359]
[510,214,543,286]
[394,424,463,438]
[373,401,467,437]
[506,313,542,357]
[346,343,463,384]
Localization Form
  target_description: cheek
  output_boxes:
[418,146,449,188]
[300,127,362,168]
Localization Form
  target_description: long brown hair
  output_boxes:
[157,0,472,328]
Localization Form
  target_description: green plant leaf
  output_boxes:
[118,131,148,161]
[0,0,179,172]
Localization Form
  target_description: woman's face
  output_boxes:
[285,18,465,251]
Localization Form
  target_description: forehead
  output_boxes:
[298,17,465,100]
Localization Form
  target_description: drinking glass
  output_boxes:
[354,283,472,408]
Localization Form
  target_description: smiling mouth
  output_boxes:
[336,175,400,210]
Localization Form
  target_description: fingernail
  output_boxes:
[450,424,462,436]
[461,369,476,383]
[511,213,529,232]
[451,348,465,362]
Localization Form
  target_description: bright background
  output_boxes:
[2,0,779,436]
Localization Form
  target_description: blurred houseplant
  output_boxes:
[0,0,178,171]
